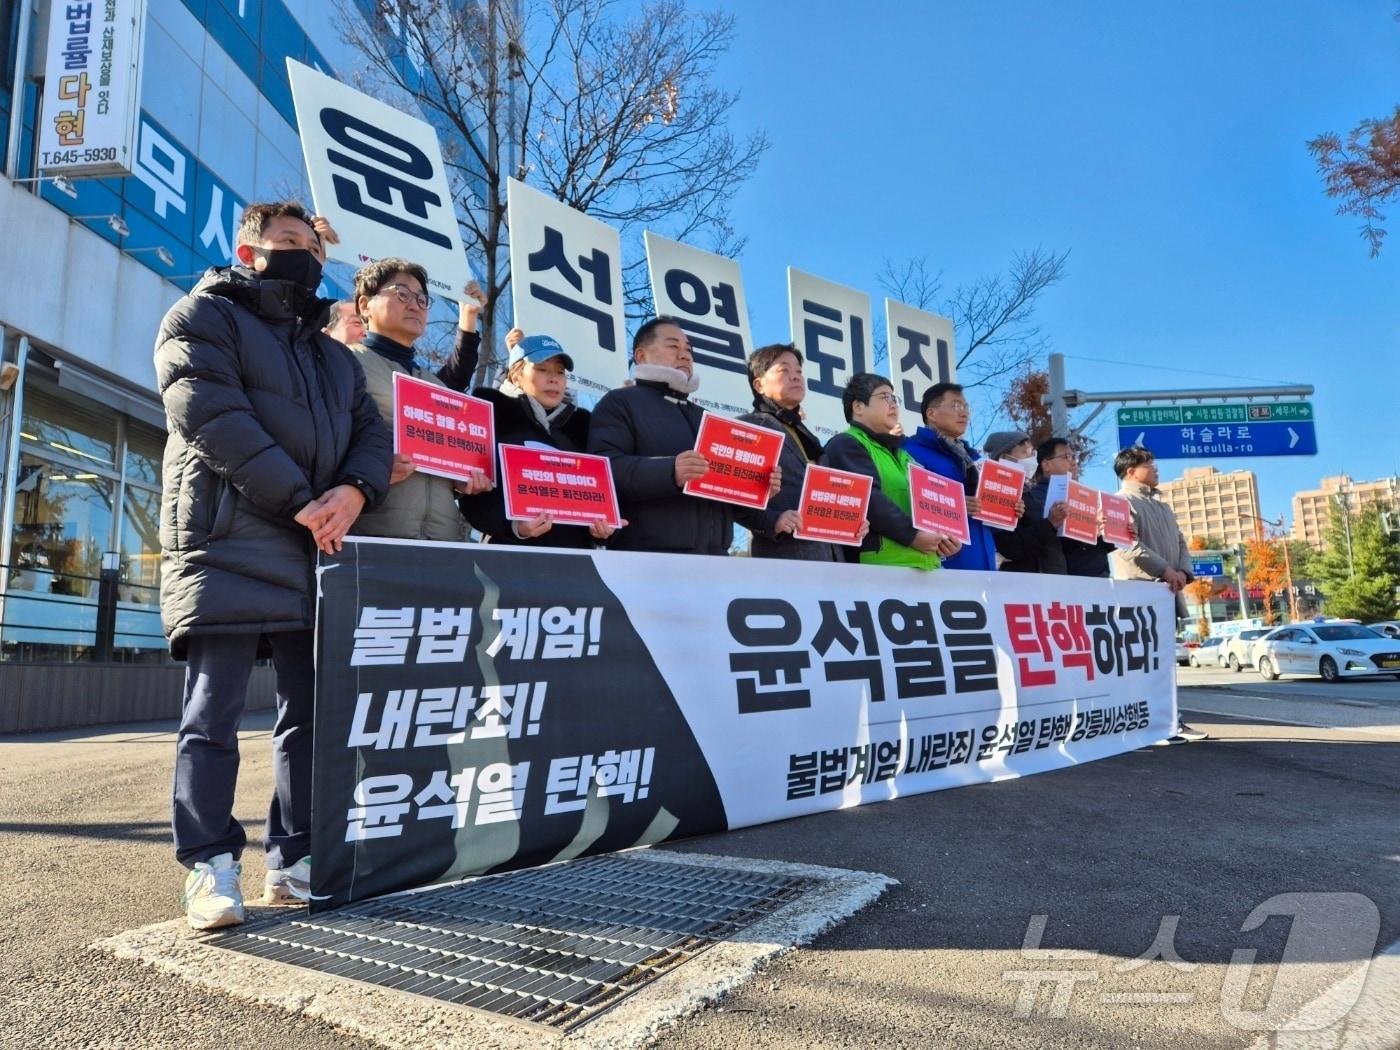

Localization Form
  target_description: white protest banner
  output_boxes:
[38,0,146,177]
[311,539,1176,909]
[885,299,956,436]
[287,59,473,300]
[788,269,877,443]
[508,178,628,401]
[644,231,755,417]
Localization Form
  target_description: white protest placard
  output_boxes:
[508,178,628,401]
[287,59,473,300]
[38,0,147,177]
[644,231,755,418]
[787,268,877,443]
[885,299,956,437]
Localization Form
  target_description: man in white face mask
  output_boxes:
[984,431,1068,574]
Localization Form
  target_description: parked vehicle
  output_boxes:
[1223,628,1271,671]
[1175,637,1198,666]
[1254,623,1400,682]
[1189,636,1225,668]
[1367,620,1400,640]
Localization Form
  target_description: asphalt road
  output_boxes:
[1,671,1397,1049]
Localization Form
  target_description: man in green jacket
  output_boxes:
[819,373,961,569]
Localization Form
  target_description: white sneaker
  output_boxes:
[183,853,245,930]
[262,857,312,905]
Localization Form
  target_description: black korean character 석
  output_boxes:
[528,225,618,353]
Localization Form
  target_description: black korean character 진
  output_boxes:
[892,325,953,414]
[527,225,618,353]
[727,598,811,713]
[813,600,884,702]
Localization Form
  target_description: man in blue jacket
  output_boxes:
[903,382,1022,571]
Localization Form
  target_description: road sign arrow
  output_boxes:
[1288,427,1298,449]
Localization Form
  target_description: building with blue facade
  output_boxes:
[0,0,394,729]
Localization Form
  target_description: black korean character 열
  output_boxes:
[798,300,869,398]
[527,225,618,353]
[878,599,946,699]
[663,268,748,375]
[727,598,811,713]
[940,600,999,693]
[813,600,884,702]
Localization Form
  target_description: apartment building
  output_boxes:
[1292,474,1400,550]
[1158,466,1263,548]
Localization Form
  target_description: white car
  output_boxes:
[1254,623,1400,682]
[1223,628,1271,671]
[1368,620,1400,640]
[1189,636,1225,667]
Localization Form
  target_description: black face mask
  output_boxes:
[250,247,323,293]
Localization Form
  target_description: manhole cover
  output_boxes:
[206,853,815,1031]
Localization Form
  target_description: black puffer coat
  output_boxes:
[734,397,839,561]
[587,379,734,555]
[458,387,596,549]
[155,267,392,657]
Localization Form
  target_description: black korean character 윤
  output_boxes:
[797,299,869,398]
[727,598,811,713]
[345,774,413,841]
[878,599,945,698]
[813,600,885,701]
[527,225,618,353]
[940,600,999,693]
[663,268,748,375]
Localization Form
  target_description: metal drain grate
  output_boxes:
[206,854,814,1031]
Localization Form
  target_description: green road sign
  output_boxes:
[1117,401,1312,428]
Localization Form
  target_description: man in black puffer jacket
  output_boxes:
[155,201,391,929]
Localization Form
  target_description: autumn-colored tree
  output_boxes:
[1183,577,1215,639]
[998,367,1097,463]
[1245,536,1291,625]
[1308,103,1400,256]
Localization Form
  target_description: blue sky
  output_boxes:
[701,1,1399,522]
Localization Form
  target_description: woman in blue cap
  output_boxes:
[460,330,621,547]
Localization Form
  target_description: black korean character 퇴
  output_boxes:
[799,300,868,398]
[878,599,945,698]
[939,600,998,693]
[727,598,811,713]
[528,225,618,353]
[813,600,884,702]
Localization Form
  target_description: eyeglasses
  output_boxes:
[937,401,971,413]
[868,391,900,405]
[377,284,431,310]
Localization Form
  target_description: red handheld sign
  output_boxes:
[793,464,872,547]
[973,459,1023,531]
[683,411,785,510]
[908,463,970,546]
[1100,491,1134,548]
[391,372,495,483]
[498,444,622,528]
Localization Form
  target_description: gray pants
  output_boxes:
[171,631,314,870]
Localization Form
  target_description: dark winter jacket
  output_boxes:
[1031,477,1116,577]
[587,378,734,555]
[155,266,392,657]
[734,397,839,561]
[902,426,999,571]
[819,423,920,561]
[459,386,597,549]
[996,477,1067,574]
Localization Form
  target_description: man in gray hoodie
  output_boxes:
[1110,446,1205,744]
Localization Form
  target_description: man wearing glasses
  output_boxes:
[345,259,493,542]
[1033,437,1119,577]
[904,382,1021,571]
